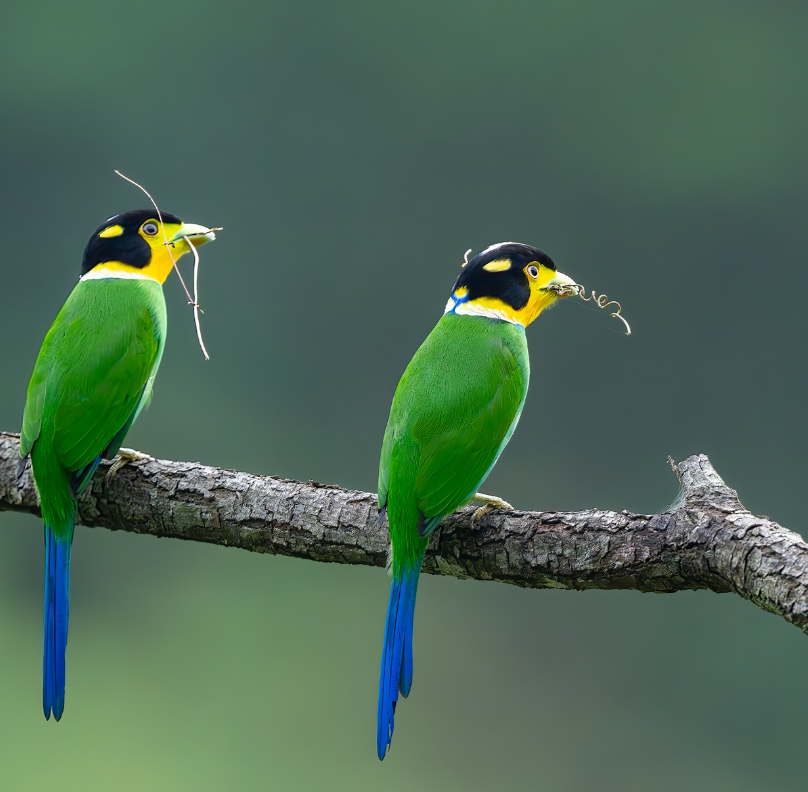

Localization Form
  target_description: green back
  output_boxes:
[379,313,529,571]
[21,278,166,529]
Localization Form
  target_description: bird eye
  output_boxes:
[527,265,539,279]
[142,222,159,236]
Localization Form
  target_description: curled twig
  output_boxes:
[545,283,631,335]
[113,170,212,358]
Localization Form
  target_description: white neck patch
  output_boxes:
[444,295,524,326]
[80,267,158,282]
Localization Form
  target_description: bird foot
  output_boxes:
[106,448,152,479]
[471,492,514,523]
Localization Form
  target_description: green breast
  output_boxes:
[379,313,529,554]
[21,277,167,471]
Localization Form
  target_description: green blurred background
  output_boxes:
[1,0,807,789]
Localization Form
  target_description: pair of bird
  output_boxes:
[20,208,578,760]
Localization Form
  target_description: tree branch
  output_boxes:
[2,431,807,635]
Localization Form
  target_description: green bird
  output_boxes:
[20,209,216,720]
[376,242,575,759]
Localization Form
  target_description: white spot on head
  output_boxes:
[477,241,518,259]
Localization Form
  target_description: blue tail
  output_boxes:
[377,563,421,760]
[43,528,71,721]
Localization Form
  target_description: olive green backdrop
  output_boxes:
[1,1,807,789]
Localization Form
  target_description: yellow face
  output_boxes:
[90,217,214,283]
[519,261,569,326]
[457,261,575,327]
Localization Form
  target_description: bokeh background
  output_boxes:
[2,1,807,789]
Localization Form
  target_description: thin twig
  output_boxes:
[113,170,210,358]
[546,282,632,335]
[183,235,210,361]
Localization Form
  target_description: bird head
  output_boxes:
[444,242,575,327]
[81,209,216,282]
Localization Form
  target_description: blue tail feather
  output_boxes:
[43,528,70,721]
[398,571,419,698]
[377,564,421,760]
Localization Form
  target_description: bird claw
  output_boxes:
[106,448,152,479]
[471,492,514,524]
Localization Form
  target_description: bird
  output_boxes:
[376,241,576,759]
[19,209,217,720]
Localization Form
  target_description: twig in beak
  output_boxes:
[547,283,632,336]
[113,169,211,358]
[183,235,210,361]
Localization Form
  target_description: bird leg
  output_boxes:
[106,448,152,479]
[471,492,514,523]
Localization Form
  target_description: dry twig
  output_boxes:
[113,170,211,359]
[182,234,210,361]
[546,282,632,335]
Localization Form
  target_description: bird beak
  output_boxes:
[167,223,217,248]
[543,270,578,297]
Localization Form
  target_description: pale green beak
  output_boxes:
[168,223,217,248]
[544,270,578,296]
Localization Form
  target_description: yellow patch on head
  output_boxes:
[454,286,469,298]
[98,225,123,238]
[482,258,511,272]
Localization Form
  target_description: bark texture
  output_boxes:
[2,431,807,635]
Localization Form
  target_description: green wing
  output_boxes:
[415,368,522,517]
[22,278,166,476]
[20,353,48,458]
[380,313,528,535]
